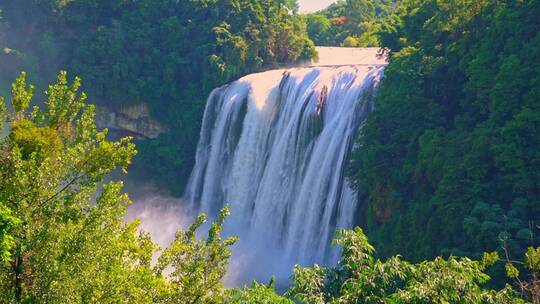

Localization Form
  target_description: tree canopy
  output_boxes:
[0,72,238,302]
[347,0,540,286]
[0,0,317,195]
[305,0,400,47]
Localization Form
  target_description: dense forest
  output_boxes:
[347,0,540,281]
[305,0,399,47]
[1,0,539,302]
[0,0,316,194]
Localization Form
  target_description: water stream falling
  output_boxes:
[184,48,385,284]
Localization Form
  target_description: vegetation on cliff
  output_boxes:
[0,0,316,194]
[348,0,540,284]
[305,0,400,47]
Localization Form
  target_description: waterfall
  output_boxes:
[184,58,385,283]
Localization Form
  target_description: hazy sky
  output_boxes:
[299,0,338,13]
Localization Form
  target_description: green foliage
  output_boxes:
[9,119,62,161]
[288,228,523,304]
[0,0,317,194]
[156,205,238,304]
[1,0,539,301]
[342,36,359,47]
[0,204,19,263]
[0,71,150,302]
[305,0,400,47]
[227,279,293,304]
[11,72,34,114]
[0,96,19,263]
[526,247,540,273]
[0,96,6,131]
[522,247,540,302]
[505,263,520,279]
[0,72,238,303]
[347,0,540,284]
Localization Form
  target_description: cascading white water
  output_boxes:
[185,50,385,283]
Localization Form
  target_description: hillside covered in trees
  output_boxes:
[0,0,316,194]
[347,0,540,283]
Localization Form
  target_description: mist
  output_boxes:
[124,183,302,288]
[123,185,190,251]
[224,232,297,289]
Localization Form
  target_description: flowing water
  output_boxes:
[184,48,385,283]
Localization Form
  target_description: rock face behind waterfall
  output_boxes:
[95,103,167,139]
[184,48,386,284]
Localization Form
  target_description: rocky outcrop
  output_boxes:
[95,103,167,139]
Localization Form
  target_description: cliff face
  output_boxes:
[95,103,167,139]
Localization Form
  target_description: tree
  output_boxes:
[347,0,540,278]
[0,71,160,302]
[0,71,238,303]
[306,14,331,45]
[304,0,399,46]
[287,227,523,303]
[227,279,293,303]
[0,95,20,263]
[156,206,238,304]
[0,0,318,195]
[0,205,18,263]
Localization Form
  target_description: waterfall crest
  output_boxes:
[185,63,384,283]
